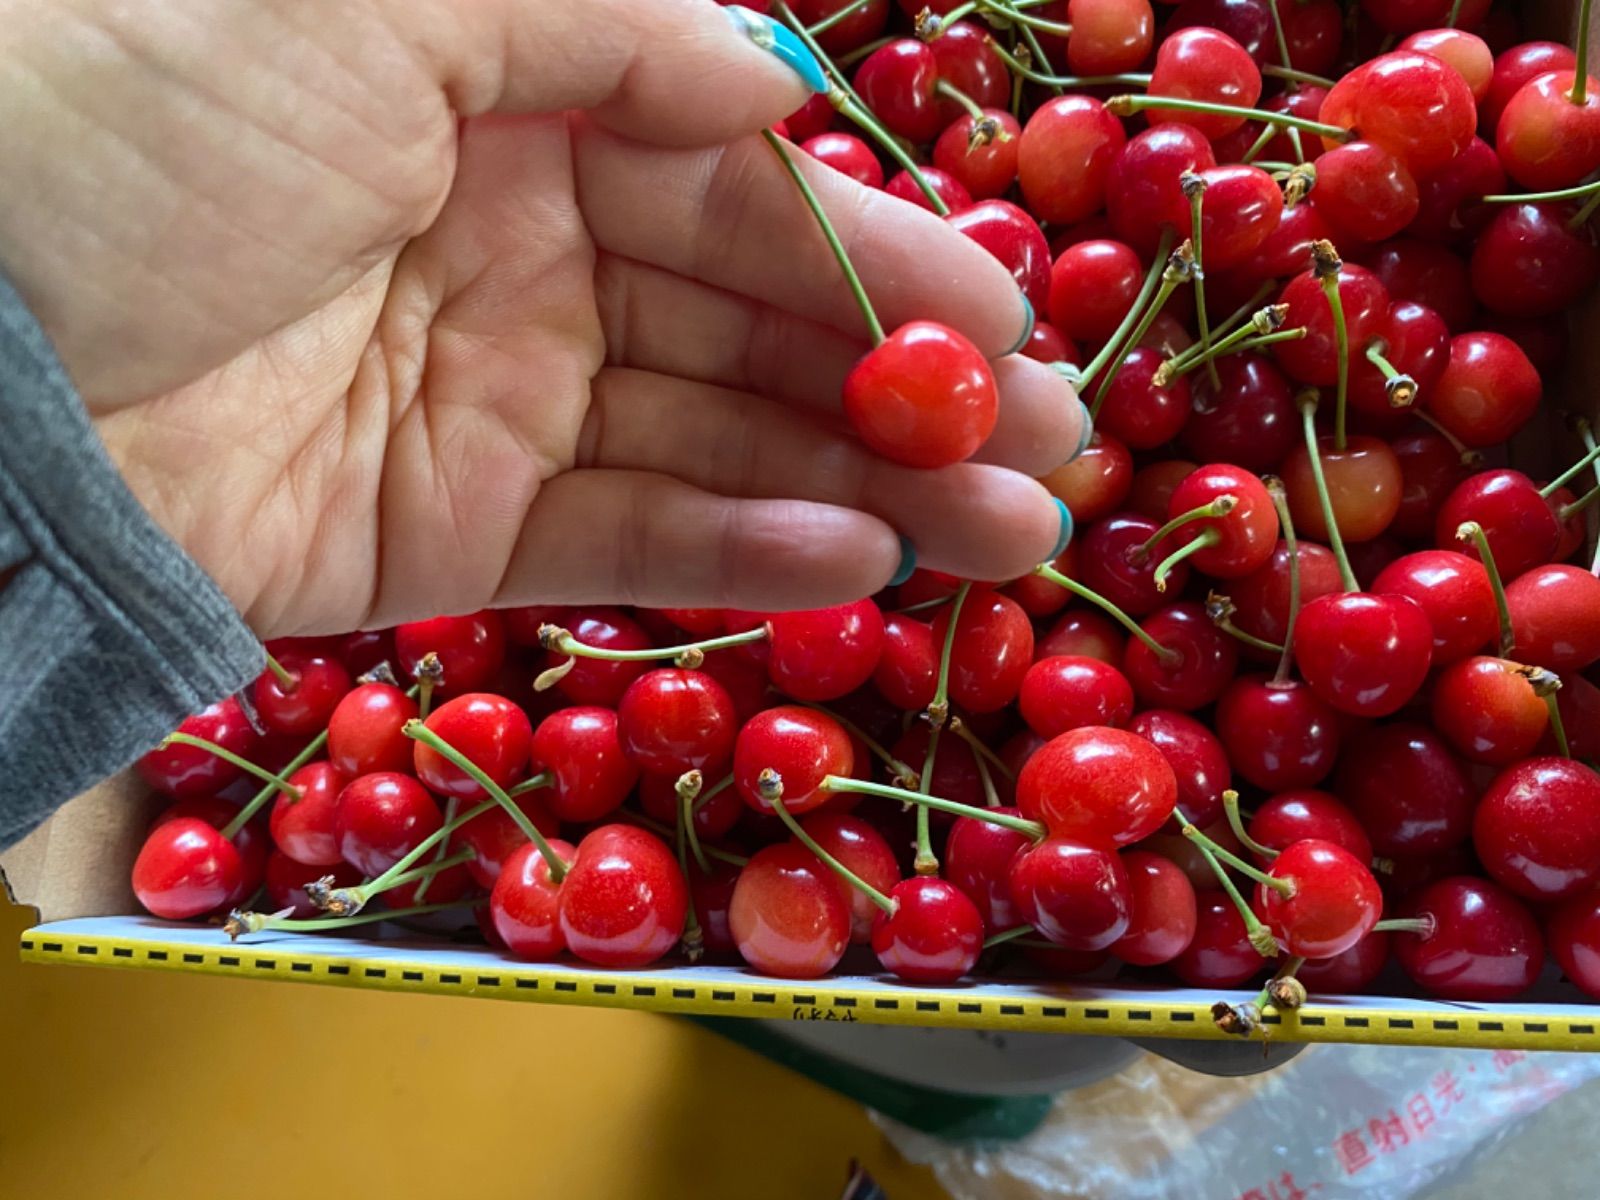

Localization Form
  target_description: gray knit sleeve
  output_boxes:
[0,272,264,849]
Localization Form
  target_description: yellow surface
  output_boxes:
[0,901,947,1200]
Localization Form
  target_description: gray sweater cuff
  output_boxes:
[0,272,264,849]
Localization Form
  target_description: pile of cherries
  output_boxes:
[128,0,1600,1027]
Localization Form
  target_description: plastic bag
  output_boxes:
[874,1044,1600,1200]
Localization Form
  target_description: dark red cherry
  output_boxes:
[457,791,560,888]
[1390,429,1472,541]
[1366,242,1474,332]
[1049,239,1143,344]
[1315,141,1419,244]
[1124,602,1240,712]
[1394,875,1543,1000]
[1110,849,1197,966]
[1092,348,1192,451]
[1350,302,1450,428]
[873,613,937,711]
[268,761,349,868]
[489,838,577,961]
[766,600,886,701]
[1425,332,1542,449]
[1077,512,1188,618]
[1037,609,1125,665]
[843,321,999,468]
[1407,137,1505,245]
[1547,887,1600,1001]
[1474,758,1600,902]
[254,652,351,737]
[616,669,737,777]
[1296,929,1392,992]
[136,697,260,799]
[1106,123,1216,255]
[1337,721,1477,859]
[1250,788,1372,863]
[928,20,1010,114]
[545,608,653,706]
[1470,201,1600,318]
[871,877,984,983]
[394,612,505,698]
[412,692,533,800]
[944,198,1053,311]
[854,39,942,143]
[789,0,889,54]
[803,812,900,944]
[1127,460,1199,524]
[1008,835,1131,951]
[1371,550,1495,666]
[1170,894,1266,987]
[930,591,1034,713]
[1293,592,1433,717]
[1226,540,1344,654]
[728,841,850,978]
[265,853,361,921]
[945,809,1032,932]
[733,705,854,815]
[1180,353,1298,473]
[531,706,639,824]
[558,824,687,968]
[1215,675,1342,791]
[1435,469,1561,580]
[1128,708,1231,828]
[334,772,442,877]
[1273,263,1391,388]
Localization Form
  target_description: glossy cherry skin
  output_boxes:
[1143,818,1245,893]
[1180,353,1298,473]
[843,321,998,469]
[1496,69,1600,190]
[1042,433,1134,526]
[132,818,245,920]
[1215,676,1342,791]
[268,762,349,867]
[802,812,900,943]
[1170,894,1266,987]
[1314,140,1419,244]
[733,706,854,815]
[1507,565,1600,671]
[1296,928,1392,993]
[1335,722,1475,858]
[1064,0,1155,74]
[1483,40,1578,128]
[616,669,737,777]
[871,877,985,983]
[1077,511,1187,618]
[333,772,441,876]
[1426,332,1542,449]
[1127,709,1231,828]
[265,852,362,920]
[1400,28,1493,100]
[1436,469,1561,583]
[1124,602,1240,712]
[1367,245,1474,334]
[766,600,885,702]
[1249,789,1373,865]
[802,132,883,189]
[151,796,268,909]
[1474,200,1600,321]
[885,165,970,212]
[394,612,505,698]
[1547,889,1600,1001]
[789,0,889,54]
[873,614,937,711]
[945,809,1032,931]
[1293,592,1433,718]
[1049,239,1142,343]
[1349,302,1451,426]
[928,19,1010,115]
[1016,725,1178,845]
[327,683,419,777]
[638,771,739,845]
[930,591,1034,713]
[1430,655,1549,766]
[1092,348,1192,451]
[687,861,741,959]
[1106,123,1215,254]
[1394,875,1544,1001]
[945,199,1052,312]
[1164,464,1278,578]
[1408,136,1505,245]
[1543,673,1600,760]
[892,725,987,813]
[728,841,851,978]
[456,790,560,888]
[545,608,653,705]
[254,652,352,737]
[137,696,261,798]
[1009,835,1131,951]
[1126,460,1200,525]
[1474,758,1600,902]
[412,692,533,800]
[530,706,638,823]
[1319,51,1477,177]
[1192,164,1283,269]
[933,109,1022,200]
[1255,839,1382,960]
[1147,27,1262,140]
[1282,434,1402,546]
[1037,611,1124,669]
[1019,656,1134,737]
[1017,96,1126,225]
[854,39,941,143]
[1226,540,1344,655]
[1389,430,1470,541]
[1273,263,1390,388]
[1371,550,1495,667]
[336,628,397,678]
[1110,850,1197,966]
[489,838,578,961]
[1232,192,1334,282]
[557,824,687,968]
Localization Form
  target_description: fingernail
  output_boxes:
[1049,498,1074,561]
[1070,397,1094,463]
[723,6,830,94]
[1002,295,1035,357]
[889,536,917,587]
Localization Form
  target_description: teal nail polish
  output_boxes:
[1049,498,1074,561]
[724,6,830,93]
[1070,397,1094,463]
[1003,295,1035,357]
[889,536,917,587]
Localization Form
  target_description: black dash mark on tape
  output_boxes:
[76,945,97,955]
[632,985,656,998]
[593,983,616,995]
[476,976,501,987]
[1128,1010,1152,1021]
[327,965,350,976]
[834,997,856,1008]
[915,1000,939,1013]
[1300,1015,1326,1027]
[1261,1013,1281,1025]
[218,956,240,967]
[554,980,578,992]
[1043,1007,1067,1018]
[291,962,313,973]
[440,973,462,985]
[1525,1022,1549,1033]
[1169,1011,1195,1022]
[752,993,776,1004]
[673,987,695,999]
[958,1003,982,1014]
[182,953,203,964]
[1434,1019,1459,1031]
[364,968,386,979]
[999,1004,1024,1016]
[875,999,899,1010]
[1480,1020,1504,1032]
[18,940,32,951]
[112,947,133,959]
[255,959,276,970]
[712,990,735,1001]
[147,950,167,961]
[1573,1024,1595,1035]
[400,970,423,981]
[791,994,816,1005]
[1344,1017,1369,1028]
[1084,1008,1109,1019]
[41,942,62,953]
[516,979,538,989]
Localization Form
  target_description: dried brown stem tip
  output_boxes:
[968,115,1004,151]
[1253,304,1289,334]
[1283,163,1316,206]
[1206,591,1238,624]
[1266,975,1307,1012]
[674,647,706,669]
[1168,238,1198,282]
[757,768,785,804]
[1310,238,1343,279]
[1179,170,1207,198]
[1212,1000,1261,1037]
[536,624,570,651]
[357,661,400,687]
[675,770,704,804]
[1386,375,1418,407]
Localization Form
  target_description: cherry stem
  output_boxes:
[162,732,301,802]
[981,924,1035,950]
[1240,122,1280,165]
[1363,339,1417,408]
[984,39,1149,89]
[769,790,896,914]
[414,652,443,720]
[508,771,554,797]
[1583,421,1600,577]
[1033,563,1181,665]
[927,581,971,730]
[1572,188,1600,229]
[935,79,987,124]
[675,770,711,876]
[1484,179,1600,204]
[1373,917,1433,935]
[1160,306,1291,382]
[1189,281,1278,352]
[1411,408,1483,466]
[823,775,1047,839]
[320,798,497,914]
[1139,495,1238,557]
[384,847,475,900]
[949,714,1016,782]
[1207,595,1286,655]
[832,89,951,215]
[801,703,918,785]
[1181,817,1291,893]
[1561,480,1600,522]
[219,730,328,840]
[919,580,970,874]
[1299,393,1358,593]
[1266,476,1302,685]
[1445,0,1465,26]
[774,2,868,110]
[625,810,748,867]
[1262,64,1334,89]
[1182,173,1222,390]
[1153,528,1220,593]
[914,725,943,876]
[413,795,457,903]
[1222,791,1278,860]
[1106,95,1352,141]
[1192,839,1280,957]
[1091,241,1195,416]
[1542,441,1600,497]
[692,771,735,814]
[1012,20,1064,99]
[1074,227,1178,388]
[979,0,1072,37]
[225,900,473,940]
[1546,690,1574,758]
[895,593,957,616]
[402,721,569,883]
[1453,522,1516,656]
[805,0,874,36]
[537,623,766,672]
[1572,0,1593,106]
[263,652,297,693]
[1310,242,1352,449]
[761,129,885,345]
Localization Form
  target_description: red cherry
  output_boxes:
[1407,137,1505,244]
[1216,84,1332,165]
[1296,929,1393,992]
[1371,550,1495,666]
[1192,165,1284,269]
[789,0,889,53]
[336,628,397,678]
[254,652,351,737]
[766,600,886,702]
[1233,192,1336,281]
[945,809,1032,932]
[873,614,937,711]
[1008,835,1131,951]
[334,772,442,876]
[1436,469,1561,580]
[638,771,740,843]
[264,853,361,920]
[1016,725,1178,845]
[802,812,900,944]
[132,817,245,920]
[1226,540,1344,655]
[137,696,261,798]
[928,21,1010,115]
[1042,433,1135,526]
[1215,675,1342,791]
[885,165,971,212]
[1281,433,1404,544]
[1482,40,1577,129]
[843,321,999,468]
[1273,263,1391,388]
[531,706,638,823]
[557,824,686,968]
[1005,544,1081,617]
[893,725,988,813]
[412,693,533,800]
[1319,51,1476,177]
[394,611,506,698]
[944,198,1052,311]
[1143,819,1247,893]
[1542,672,1600,760]
[854,39,942,143]
[1127,709,1231,828]
[1394,875,1544,1000]
[1255,838,1382,959]
[933,110,1023,200]
[1162,464,1279,578]
[1093,347,1192,451]
[1123,602,1240,711]
[1430,655,1550,765]
[1349,300,1450,423]
[1017,95,1126,224]
[1399,28,1493,100]
[1077,511,1188,618]
[1496,69,1600,190]
[1110,850,1197,966]
[616,669,737,777]
[1390,429,1472,541]
[1472,201,1600,319]
[1106,123,1216,254]
[1180,354,1298,474]
[1126,460,1200,524]
[930,591,1034,713]
[327,683,419,777]
[1170,894,1266,987]
[1425,332,1542,449]
[802,132,884,189]
[1146,28,1263,140]
[733,706,854,815]
[1019,319,1081,366]
[268,761,348,867]
[149,796,267,909]
[1335,722,1476,857]
[1065,0,1155,74]
[1547,887,1600,1000]
[1474,758,1600,902]
[1293,592,1433,717]
[489,839,577,961]
[545,608,654,705]
[1507,565,1600,670]
[871,877,985,983]
[728,841,850,978]
[1019,655,1135,737]
[688,861,742,959]
[1249,789,1373,865]
[1049,240,1143,343]
[456,791,560,888]
[1037,608,1126,665]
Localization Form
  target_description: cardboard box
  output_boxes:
[5,0,1599,1057]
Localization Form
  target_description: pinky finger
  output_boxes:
[498,469,904,611]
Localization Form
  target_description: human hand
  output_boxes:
[0,0,1084,635]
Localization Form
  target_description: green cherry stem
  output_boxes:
[1311,240,1352,449]
[800,703,919,786]
[263,652,297,693]
[769,788,896,914]
[979,0,1072,36]
[1223,790,1279,860]
[1541,440,1600,498]
[162,732,302,802]
[805,0,875,36]
[1560,481,1600,522]
[508,771,554,797]
[385,846,475,899]
[935,79,987,123]
[773,2,867,109]
[625,810,748,868]
[984,38,1150,89]
[1299,392,1358,593]
[1571,187,1600,229]
[1013,22,1064,98]
[1572,0,1593,106]
[1266,475,1302,685]
[1240,122,1280,165]
[928,581,971,729]
[413,795,457,903]
[1138,495,1238,557]
[537,622,766,668]
[1181,172,1221,389]
[1193,839,1280,958]
[1373,916,1434,935]
[1455,522,1516,656]
[1582,420,1600,575]
[1483,179,1600,203]
[1445,0,1465,26]
[1073,227,1177,387]
[1363,339,1418,408]
[1547,689,1573,759]
[823,776,1048,839]
[225,900,474,940]
[1092,239,1195,416]
[1158,304,1291,384]
[949,715,1016,782]
[692,771,735,815]
[1105,94,1352,141]
[402,721,569,883]
[1180,818,1291,894]
[675,770,711,876]
[1153,529,1221,592]
[981,924,1035,950]
[1262,64,1335,89]
[219,729,329,841]
[1206,592,1286,655]
[312,798,497,915]
[1033,563,1182,666]
[762,129,886,344]
[832,89,951,214]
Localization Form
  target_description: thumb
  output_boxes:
[402,0,829,146]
